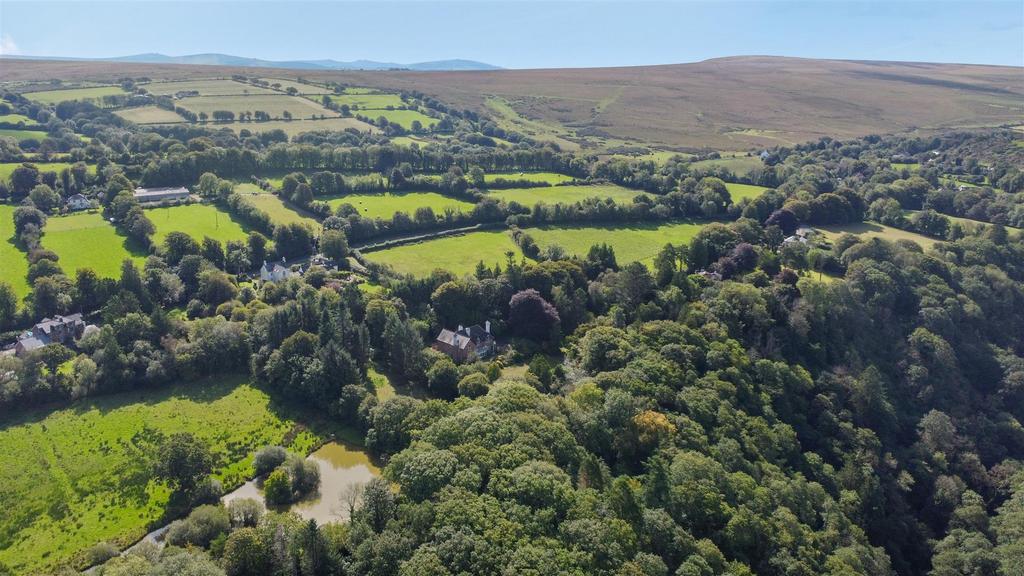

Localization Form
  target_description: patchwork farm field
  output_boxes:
[724,182,769,202]
[260,78,333,94]
[0,162,96,182]
[220,116,377,136]
[486,183,643,205]
[816,221,940,249]
[328,93,405,109]
[0,113,39,126]
[176,94,334,119]
[0,375,319,574]
[22,85,128,105]
[237,184,320,228]
[484,172,576,185]
[527,221,707,265]
[42,212,146,278]
[114,105,184,124]
[0,128,48,142]
[142,79,276,96]
[0,205,30,300]
[148,203,252,245]
[324,191,474,219]
[690,155,765,177]
[365,230,522,276]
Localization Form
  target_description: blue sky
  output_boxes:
[1,1,1022,68]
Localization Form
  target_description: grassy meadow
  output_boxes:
[527,221,707,266]
[366,109,437,130]
[690,155,764,177]
[325,191,474,219]
[0,204,31,300]
[327,93,405,109]
[23,85,128,105]
[237,184,320,229]
[261,78,333,94]
[42,212,146,278]
[0,128,49,142]
[148,204,252,245]
[816,221,940,249]
[221,117,377,137]
[484,172,576,185]
[114,106,184,124]
[724,182,769,202]
[0,113,40,126]
[0,375,320,574]
[0,162,96,183]
[177,94,334,119]
[142,79,276,96]
[486,184,644,205]
[365,230,522,277]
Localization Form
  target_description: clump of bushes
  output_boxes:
[253,445,320,506]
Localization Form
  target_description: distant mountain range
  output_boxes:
[1,53,502,71]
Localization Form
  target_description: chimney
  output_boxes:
[281,256,287,263]
[457,324,464,333]
[485,320,490,334]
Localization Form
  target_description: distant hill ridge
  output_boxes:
[0,52,502,71]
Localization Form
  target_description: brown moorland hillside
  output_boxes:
[3,56,1021,150]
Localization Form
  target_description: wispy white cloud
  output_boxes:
[0,34,19,56]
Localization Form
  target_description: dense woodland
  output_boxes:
[0,83,1023,576]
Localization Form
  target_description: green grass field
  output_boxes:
[42,212,147,279]
[486,184,644,206]
[891,162,921,172]
[690,155,764,177]
[484,172,576,185]
[724,182,769,202]
[0,113,40,126]
[22,85,128,105]
[114,106,184,124]
[177,94,334,119]
[324,191,474,219]
[142,79,276,96]
[0,128,49,142]
[365,230,522,277]
[218,116,378,137]
[0,205,31,301]
[0,162,96,183]
[327,93,405,109]
[148,204,252,245]
[0,375,320,574]
[527,221,708,266]
[816,221,940,249]
[237,184,320,229]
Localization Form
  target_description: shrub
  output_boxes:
[458,372,490,398]
[253,445,287,476]
[165,504,230,548]
[86,542,119,565]
[263,468,292,506]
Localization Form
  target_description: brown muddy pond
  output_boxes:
[222,441,381,524]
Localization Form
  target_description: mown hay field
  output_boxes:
[0,375,319,574]
[327,93,405,109]
[142,79,276,96]
[365,230,522,277]
[114,105,185,124]
[260,78,333,94]
[176,94,334,119]
[236,183,320,229]
[816,221,940,249]
[218,116,377,137]
[324,191,474,220]
[41,212,146,278]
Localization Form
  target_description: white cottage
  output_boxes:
[66,194,91,211]
[260,260,295,283]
